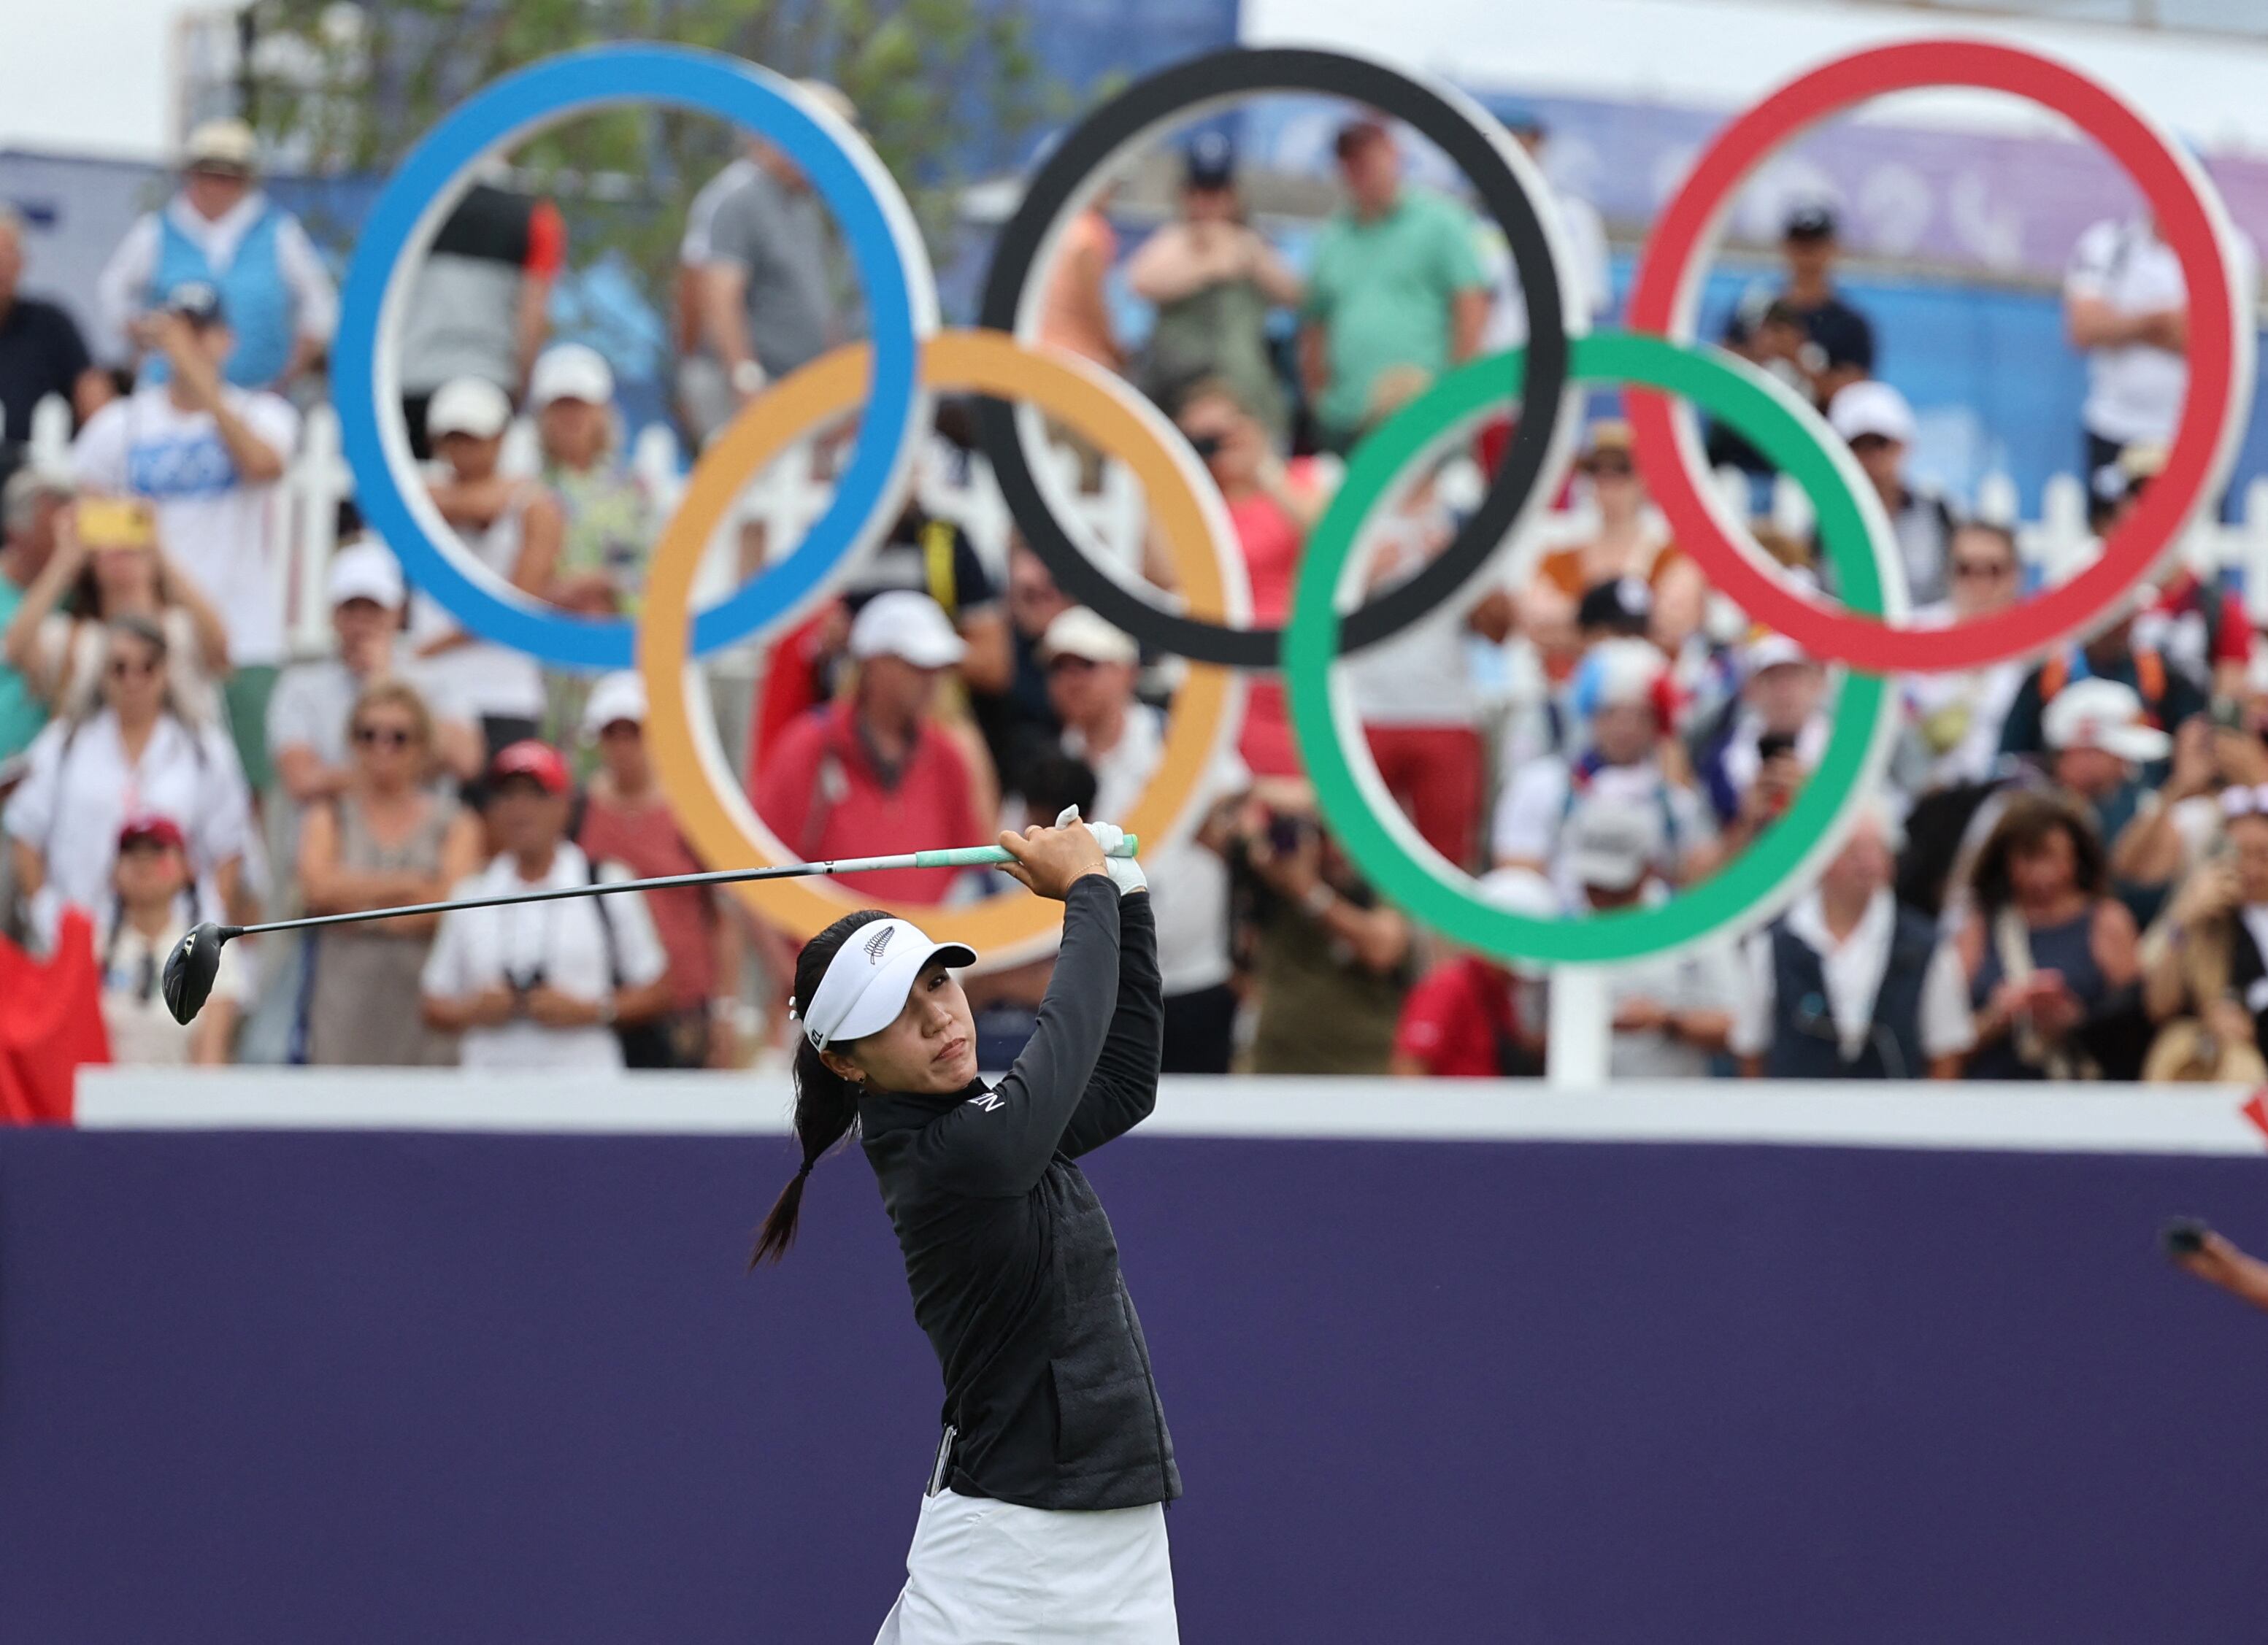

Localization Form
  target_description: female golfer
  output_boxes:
[753,812,1180,1643]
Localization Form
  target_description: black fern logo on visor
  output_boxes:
[863,925,897,964]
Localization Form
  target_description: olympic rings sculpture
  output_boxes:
[334,38,2256,971]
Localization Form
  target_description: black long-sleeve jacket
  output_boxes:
[858,874,1180,1511]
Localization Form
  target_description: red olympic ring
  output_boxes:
[1626,39,2251,674]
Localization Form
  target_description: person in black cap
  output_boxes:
[1127,131,1302,443]
[1725,203,1875,407]
[1576,575,1654,643]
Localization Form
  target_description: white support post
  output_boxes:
[1546,967,1612,1090]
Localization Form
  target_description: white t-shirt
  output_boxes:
[72,385,301,666]
[419,842,669,1071]
[1342,502,1496,728]
[1477,190,1610,352]
[96,900,249,1065]
[1901,657,2024,795]
[1729,888,1976,1066]
[3,709,255,928]
[1068,702,1250,996]
[406,488,547,720]
[266,655,473,771]
[2065,218,2188,447]
[1491,756,1715,897]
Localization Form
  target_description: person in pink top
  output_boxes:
[575,671,747,1068]
[1037,191,1125,372]
[1172,377,1329,778]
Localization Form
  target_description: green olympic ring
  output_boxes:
[1284,328,1905,966]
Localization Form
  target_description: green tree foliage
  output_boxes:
[241,0,1058,319]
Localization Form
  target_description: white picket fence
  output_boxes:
[28,390,2268,666]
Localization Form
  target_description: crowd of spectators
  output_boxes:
[0,91,2253,1088]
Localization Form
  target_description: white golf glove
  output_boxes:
[1055,805,1147,896]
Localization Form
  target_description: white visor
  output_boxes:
[797,919,977,1052]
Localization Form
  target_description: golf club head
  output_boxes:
[161,922,234,1025]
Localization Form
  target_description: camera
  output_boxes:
[1266,811,1312,857]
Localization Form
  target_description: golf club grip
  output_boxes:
[912,835,1139,869]
[234,836,1142,940]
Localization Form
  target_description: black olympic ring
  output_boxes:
[976,46,1575,669]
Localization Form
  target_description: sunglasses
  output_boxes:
[1953,559,2013,580]
[1848,434,1896,455]
[353,724,415,749]
[1585,456,1634,477]
[107,655,161,681]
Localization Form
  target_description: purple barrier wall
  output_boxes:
[4,1128,2267,1642]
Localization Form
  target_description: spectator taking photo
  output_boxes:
[419,740,671,1070]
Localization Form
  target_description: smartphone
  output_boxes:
[75,496,155,552]
[1266,812,1310,856]
[1757,731,1798,765]
[2163,1217,2210,1257]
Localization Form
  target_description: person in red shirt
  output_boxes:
[575,671,747,1068]
[754,590,988,903]
[1390,868,1556,1077]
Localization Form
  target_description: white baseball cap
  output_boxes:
[1579,636,1667,713]
[184,118,257,173]
[1039,606,1139,667]
[1566,796,1664,892]
[326,540,407,609]
[426,376,513,442]
[529,344,615,411]
[797,80,859,128]
[849,590,966,669]
[796,917,977,1052]
[580,671,648,738]
[1828,380,1917,446]
[1742,631,1814,677]
[2042,677,2172,763]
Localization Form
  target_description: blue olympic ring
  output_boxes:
[333,45,936,670]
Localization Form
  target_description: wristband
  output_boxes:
[729,358,766,396]
[596,993,618,1028]
[1302,882,1337,919]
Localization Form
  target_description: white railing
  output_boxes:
[72,1065,2268,1155]
[29,390,2268,663]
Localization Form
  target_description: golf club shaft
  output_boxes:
[216,837,1139,943]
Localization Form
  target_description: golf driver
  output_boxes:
[158,836,1138,1025]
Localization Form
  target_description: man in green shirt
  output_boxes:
[0,464,67,762]
[1299,119,1490,452]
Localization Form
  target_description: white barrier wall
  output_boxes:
[73,1068,2268,1155]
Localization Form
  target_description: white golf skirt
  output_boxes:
[872,1487,1180,1644]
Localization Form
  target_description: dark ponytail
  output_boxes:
[750,909,893,1267]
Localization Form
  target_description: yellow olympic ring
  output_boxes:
[638,328,1247,966]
